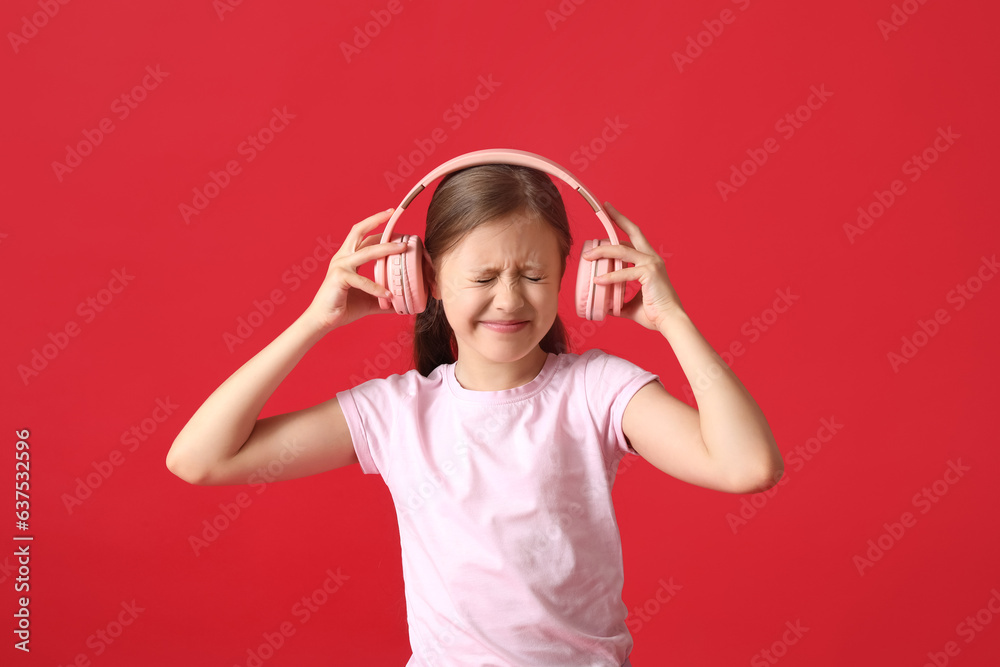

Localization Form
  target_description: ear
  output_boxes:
[420,243,440,300]
[428,268,440,300]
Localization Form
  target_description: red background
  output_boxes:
[3,1,999,665]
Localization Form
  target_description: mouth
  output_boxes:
[481,320,529,333]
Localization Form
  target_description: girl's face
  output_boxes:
[430,211,564,367]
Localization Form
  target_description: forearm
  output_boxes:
[658,310,783,486]
[166,314,330,478]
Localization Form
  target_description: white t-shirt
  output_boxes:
[336,348,660,666]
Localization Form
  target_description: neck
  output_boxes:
[454,346,549,392]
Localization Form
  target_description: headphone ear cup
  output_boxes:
[576,239,604,320]
[576,240,592,319]
[593,239,613,321]
[404,236,429,314]
[384,235,428,315]
[375,251,390,312]
[575,239,622,320]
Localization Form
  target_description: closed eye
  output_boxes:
[475,277,544,283]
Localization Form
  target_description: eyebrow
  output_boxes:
[468,262,547,273]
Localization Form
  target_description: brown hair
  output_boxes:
[413,164,573,377]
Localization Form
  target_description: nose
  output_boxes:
[492,278,526,312]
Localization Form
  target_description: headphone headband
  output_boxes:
[373,148,624,319]
[377,148,622,246]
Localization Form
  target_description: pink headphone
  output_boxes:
[373,148,625,320]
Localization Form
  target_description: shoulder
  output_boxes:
[559,348,661,457]
[571,347,661,407]
[550,347,616,371]
[549,348,659,402]
[338,364,449,402]
[574,347,654,378]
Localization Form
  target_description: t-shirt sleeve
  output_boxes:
[335,377,400,477]
[584,349,662,458]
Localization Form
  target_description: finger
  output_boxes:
[351,208,395,237]
[349,209,393,240]
[581,243,644,263]
[581,235,634,254]
[342,267,394,298]
[357,235,381,249]
[603,201,655,250]
[346,209,396,248]
[346,240,408,268]
[361,208,395,224]
[604,201,632,224]
[593,265,645,284]
[357,233,389,250]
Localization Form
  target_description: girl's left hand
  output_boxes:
[581,201,684,331]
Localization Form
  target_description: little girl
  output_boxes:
[166,161,783,666]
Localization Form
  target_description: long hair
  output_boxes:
[413,164,573,377]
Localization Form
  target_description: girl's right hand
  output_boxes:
[302,208,406,334]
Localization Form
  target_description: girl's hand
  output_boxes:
[581,201,685,331]
[302,209,406,334]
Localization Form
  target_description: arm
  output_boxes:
[165,314,356,485]
[583,202,783,494]
[165,208,406,485]
[622,311,783,494]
